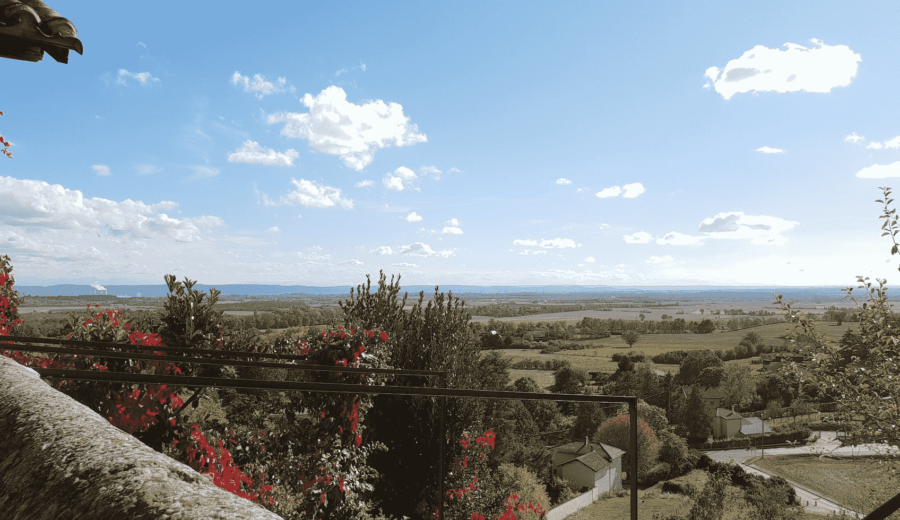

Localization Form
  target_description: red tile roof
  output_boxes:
[0,0,83,63]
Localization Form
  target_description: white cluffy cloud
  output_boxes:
[93,165,111,176]
[268,86,426,170]
[372,246,393,255]
[514,238,578,249]
[647,255,674,264]
[584,256,596,263]
[656,212,799,245]
[406,211,423,222]
[596,182,645,199]
[399,242,454,258]
[231,72,291,99]
[756,146,785,154]
[623,231,653,244]
[442,218,463,235]
[856,162,900,178]
[262,178,353,209]
[383,166,417,191]
[866,137,900,150]
[0,176,219,244]
[355,179,374,188]
[704,38,861,100]
[228,140,299,166]
[555,178,573,185]
[117,69,159,86]
[845,132,865,143]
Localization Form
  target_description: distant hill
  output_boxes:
[13,284,848,299]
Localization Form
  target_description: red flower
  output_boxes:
[379,331,389,342]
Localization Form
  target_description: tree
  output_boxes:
[720,365,756,409]
[551,366,587,394]
[696,319,715,334]
[622,330,641,348]
[1,111,11,159]
[656,430,690,478]
[593,414,659,480]
[677,386,712,441]
[677,349,724,385]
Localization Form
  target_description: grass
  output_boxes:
[755,454,900,515]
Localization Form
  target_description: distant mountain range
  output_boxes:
[14,284,849,299]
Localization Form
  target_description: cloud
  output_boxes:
[539,238,577,249]
[585,256,596,263]
[442,218,463,235]
[262,178,353,209]
[656,232,705,245]
[704,38,861,100]
[339,259,364,266]
[136,164,160,175]
[399,242,454,258]
[514,239,538,246]
[756,146,785,154]
[228,140,299,166]
[555,178,573,185]
[231,72,289,99]
[596,186,622,198]
[93,165,111,176]
[647,255,674,264]
[267,226,280,233]
[866,137,900,150]
[355,179,374,188]
[383,166,417,191]
[599,223,610,229]
[596,183,645,199]
[448,167,461,174]
[623,231,653,244]
[657,211,799,245]
[392,262,417,268]
[856,162,900,179]
[191,166,219,178]
[372,246,393,255]
[419,166,442,180]
[117,69,160,86]
[267,86,426,170]
[406,211,423,222]
[622,183,645,198]
[845,132,865,143]
[519,249,547,256]
[0,176,219,244]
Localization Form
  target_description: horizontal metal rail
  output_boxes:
[2,342,438,378]
[33,369,636,403]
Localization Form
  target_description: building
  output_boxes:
[682,385,725,410]
[713,407,773,439]
[0,0,83,63]
[549,438,624,493]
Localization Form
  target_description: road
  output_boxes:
[705,431,899,517]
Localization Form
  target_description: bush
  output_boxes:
[661,480,696,497]
[642,462,671,486]
[547,476,577,506]
[690,426,811,449]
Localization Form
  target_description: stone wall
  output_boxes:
[0,354,283,520]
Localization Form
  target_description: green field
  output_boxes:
[755,454,900,516]
[494,322,856,379]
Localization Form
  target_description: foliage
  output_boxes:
[677,349,723,385]
[695,319,716,334]
[719,364,757,409]
[621,330,641,348]
[546,476,578,506]
[594,413,659,479]
[492,464,550,520]
[674,386,712,442]
[338,272,487,518]
[0,111,11,159]
[656,429,691,479]
[0,255,24,337]
[550,366,587,394]
[773,186,900,448]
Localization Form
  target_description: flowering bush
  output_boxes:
[595,414,658,480]
[0,111,11,159]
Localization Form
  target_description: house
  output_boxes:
[714,408,742,438]
[713,407,773,438]
[549,438,624,493]
[682,385,725,410]
[0,0,83,63]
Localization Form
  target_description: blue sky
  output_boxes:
[3,1,900,287]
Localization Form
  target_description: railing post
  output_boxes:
[437,373,446,520]
[630,397,637,520]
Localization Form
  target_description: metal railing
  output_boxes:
[1,336,641,520]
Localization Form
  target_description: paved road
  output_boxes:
[705,432,898,517]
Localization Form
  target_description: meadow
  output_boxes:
[754,454,900,515]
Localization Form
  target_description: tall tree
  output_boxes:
[622,330,641,348]
[678,349,724,385]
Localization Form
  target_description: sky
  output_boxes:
[3,1,900,288]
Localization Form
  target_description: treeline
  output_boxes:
[473,301,680,318]
[509,358,572,371]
